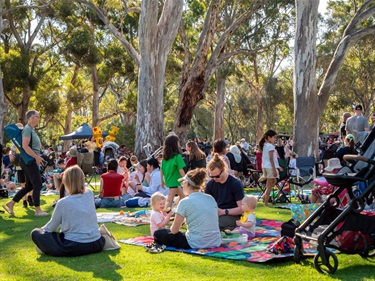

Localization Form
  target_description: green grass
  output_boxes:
[1,192,374,281]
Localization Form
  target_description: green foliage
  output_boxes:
[64,31,89,56]
[0,49,29,92]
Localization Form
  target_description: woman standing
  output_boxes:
[31,165,104,256]
[3,110,48,216]
[154,168,221,249]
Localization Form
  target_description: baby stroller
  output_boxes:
[293,128,375,274]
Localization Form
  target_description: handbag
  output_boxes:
[281,219,300,238]
[99,224,121,251]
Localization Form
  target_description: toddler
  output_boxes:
[233,195,257,239]
[150,192,173,237]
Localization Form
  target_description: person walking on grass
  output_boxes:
[160,134,186,210]
[3,110,48,217]
[259,130,281,207]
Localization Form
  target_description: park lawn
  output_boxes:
[0,192,374,281]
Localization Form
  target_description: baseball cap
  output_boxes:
[354,104,363,111]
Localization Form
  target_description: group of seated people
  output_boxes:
[31,149,255,256]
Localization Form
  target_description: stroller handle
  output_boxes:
[343,154,375,164]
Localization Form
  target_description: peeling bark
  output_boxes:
[293,0,320,158]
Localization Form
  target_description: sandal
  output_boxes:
[2,204,15,216]
[35,211,49,217]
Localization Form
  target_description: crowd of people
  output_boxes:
[1,105,374,257]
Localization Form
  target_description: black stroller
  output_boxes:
[293,128,375,274]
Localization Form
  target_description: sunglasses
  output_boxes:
[209,170,223,179]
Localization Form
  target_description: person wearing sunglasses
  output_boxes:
[205,153,244,231]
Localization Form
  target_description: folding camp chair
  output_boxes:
[270,158,292,204]
[77,151,99,190]
[289,156,316,202]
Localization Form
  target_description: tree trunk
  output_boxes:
[255,87,264,142]
[293,0,320,158]
[0,67,7,144]
[214,67,226,141]
[134,0,183,157]
[17,85,32,124]
[91,65,100,127]
[62,111,73,152]
[0,2,7,143]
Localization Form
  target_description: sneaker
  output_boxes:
[23,200,28,208]
[27,196,34,207]
[145,242,166,253]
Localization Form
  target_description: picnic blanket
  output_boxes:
[97,211,151,227]
[119,219,318,263]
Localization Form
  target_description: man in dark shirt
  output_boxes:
[205,160,244,231]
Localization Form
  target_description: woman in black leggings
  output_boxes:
[2,110,48,217]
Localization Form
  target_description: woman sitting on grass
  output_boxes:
[153,168,221,249]
[31,165,105,256]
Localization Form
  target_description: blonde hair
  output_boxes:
[62,165,85,195]
[207,153,226,172]
[243,195,257,209]
[151,192,166,209]
[130,155,139,164]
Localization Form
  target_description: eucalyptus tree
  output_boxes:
[294,0,375,157]
[173,0,294,143]
[0,0,9,144]
[1,0,62,124]
[319,1,375,116]
[76,0,183,156]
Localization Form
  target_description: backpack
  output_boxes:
[281,219,300,237]
[4,124,35,165]
[335,230,372,253]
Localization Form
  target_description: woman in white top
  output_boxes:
[135,158,165,197]
[259,130,280,207]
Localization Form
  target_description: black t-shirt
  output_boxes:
[205,175,244,209]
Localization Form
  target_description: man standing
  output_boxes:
[346,104,369,144]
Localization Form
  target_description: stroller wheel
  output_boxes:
[350,198,365,214]
[314,250,338,274]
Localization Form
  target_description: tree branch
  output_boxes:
[318,24,375,108]
[76,0,140,66]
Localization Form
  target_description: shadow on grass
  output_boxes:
[36,250,123,281]
[298,258,375,279]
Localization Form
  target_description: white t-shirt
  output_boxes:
[262,143,279,169]
[150,210,165,237]
[240,212,256,234]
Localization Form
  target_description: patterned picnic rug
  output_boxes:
[119,219,318,263]
[97,211,151,227]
